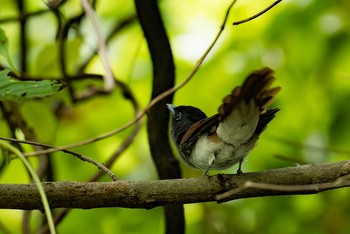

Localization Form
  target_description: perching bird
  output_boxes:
[167,67,281,175]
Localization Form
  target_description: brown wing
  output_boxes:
[179,114,220,154]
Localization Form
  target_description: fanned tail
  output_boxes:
[218,67,281,121]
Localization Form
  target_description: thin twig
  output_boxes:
[0,137,119,181]
[80,0,115,92]
[232,0,282,25]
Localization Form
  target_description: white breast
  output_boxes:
[189,135,256,170]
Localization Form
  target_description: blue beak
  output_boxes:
[166,104,175,114]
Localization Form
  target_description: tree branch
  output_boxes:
[1,161,349,210]
[232,0,282,25]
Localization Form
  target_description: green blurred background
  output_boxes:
[1,0,350,233]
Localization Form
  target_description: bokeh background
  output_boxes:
[1,0,350,233]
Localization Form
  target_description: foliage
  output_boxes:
[0,0,350,234]
[0,69,62,101]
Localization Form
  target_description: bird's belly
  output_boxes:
[190,136,256,170]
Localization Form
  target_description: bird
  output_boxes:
[167,67,281,175]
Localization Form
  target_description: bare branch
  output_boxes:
[232,0,282,26]
[0,137,118,181]
[1,161,349,210]
[80,0,115,92]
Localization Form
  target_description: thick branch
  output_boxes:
[1,161,350,210]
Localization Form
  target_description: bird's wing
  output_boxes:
[179,114,220,153]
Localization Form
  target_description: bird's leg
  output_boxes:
[236,158,244,175]
[204,154,216,176]
[203,167,211,176]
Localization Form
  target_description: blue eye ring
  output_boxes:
[175,112,182,121]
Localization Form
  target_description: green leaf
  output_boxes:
[0,69,62,101]
[0,27,16,71]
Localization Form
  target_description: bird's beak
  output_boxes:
[166,104,175,114]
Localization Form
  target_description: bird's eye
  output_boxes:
[175,112,182,121]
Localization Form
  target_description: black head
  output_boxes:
[167,104,207,145]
